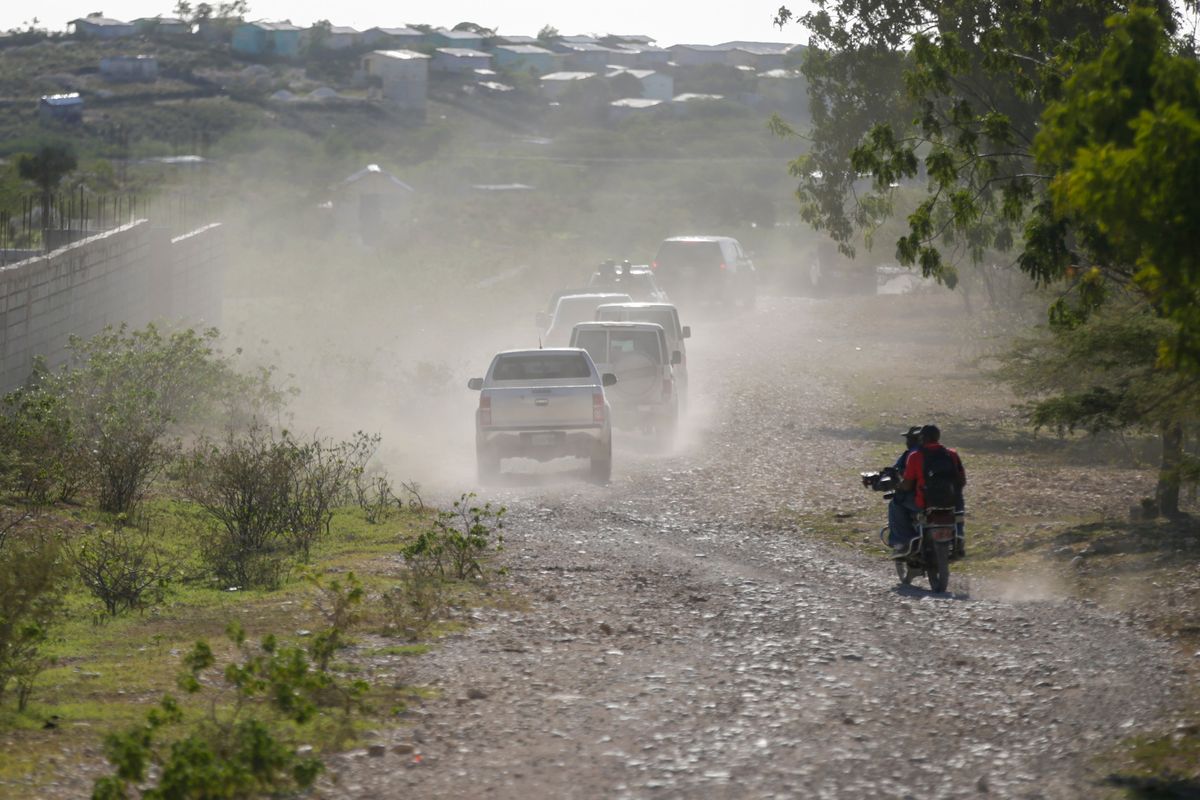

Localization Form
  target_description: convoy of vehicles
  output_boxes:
[651,235,756,307]
[468,349,616,483]
[568,321,680,445]
[593,302,690,408]
[537,292,633,348]
[469,233,750,483]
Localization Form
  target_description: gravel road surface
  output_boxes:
[333,296,1185,799]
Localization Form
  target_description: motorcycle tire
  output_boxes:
[928,540,951,593]
[894,559,912,585]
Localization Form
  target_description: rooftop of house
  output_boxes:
[327,26,361,35]
[244,21,303,32]
[558,42,619,53]
[369,26,422,35]
[339,163,415,192]
[559,34,599,43]
[494,34,538,44]
[70,16,131,26]
[717,41,799,53]
[673,92,725,102]
[495,44,555,55]
[608,34,655,44]
[41,93,83,105]
[607,68,657,79]
[541,71,598,82]
[610,97,662,108]
[435,29,484,40]
[134,16,187,24]
[367,49,429,60]
[435,47,492,57]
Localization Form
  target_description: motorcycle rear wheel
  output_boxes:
[928,540,951,592]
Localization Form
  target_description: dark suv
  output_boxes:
[650,236,756,306]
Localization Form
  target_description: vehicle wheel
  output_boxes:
[476,447,500,484]
[928,540,951,592]
[589,437,612,484]
[894,558,912,585]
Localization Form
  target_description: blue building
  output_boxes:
[232,21,303,58]
[492,44,560,74]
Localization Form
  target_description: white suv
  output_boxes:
[651,235,756,307]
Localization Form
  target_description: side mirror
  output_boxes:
[467,378,483,391]
[681,325,691,339]
[535,312,550,329]
[601,373,617,387]
[671,350,682,365]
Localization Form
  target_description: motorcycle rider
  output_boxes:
[896,424,967,557]
[887,426,923,555]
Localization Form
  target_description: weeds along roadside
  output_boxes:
[0,323,510,797]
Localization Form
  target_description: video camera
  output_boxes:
[860,466,900,493]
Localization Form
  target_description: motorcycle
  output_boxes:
[861,468,963,593]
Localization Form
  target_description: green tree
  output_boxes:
[537,24,560,42]
[775,1,1200,514]
[17,144,77,248]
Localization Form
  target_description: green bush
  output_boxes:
[93,620,366,800]
[401,493,505,581]
[70,526,174,617]
[0,514,69,711]
[0,365,89,505]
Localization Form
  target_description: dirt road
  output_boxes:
[335,295,1186,799]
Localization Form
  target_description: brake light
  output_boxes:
[719,262,728,271]
[650,260,658,271]
[479,395,492,426]
[593,391,605,423]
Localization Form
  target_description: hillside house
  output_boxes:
[38,94,83,123]
[557,42,624,70]
[430,29,485,50]
[320,26,361,50]
[69,16,135,38]
[133,16,190,36]
[609,97,663,121]
[540,70,598,100]
[328,164,415,246]
[720,42,796,70]
[605,34,655,46]
[196,17,239,42]
[558,34,600,45]
[361,49,428,112]
[232,21,303,58]
[362,26,424,48]
[613,43,671,67]
[490,34,538,47]
[667,44,729,67]
[606,68,673,101]
[100,54,159,81]
[431,48,492,73]
[492,44,560,74]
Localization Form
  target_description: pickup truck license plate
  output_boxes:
[530,432,560,447]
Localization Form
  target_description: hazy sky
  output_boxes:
[4,1,806,46]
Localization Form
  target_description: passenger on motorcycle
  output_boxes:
[895,424,967,557]
[886,426,922,551]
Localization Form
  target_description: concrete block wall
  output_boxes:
[0,219,226,393]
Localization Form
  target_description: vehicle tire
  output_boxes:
[894,558,912,585]
[928,540,951,593]
[476,447,500,484]
[589,437,612,484]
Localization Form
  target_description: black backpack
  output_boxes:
[922,447,958,508]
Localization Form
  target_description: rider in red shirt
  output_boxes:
[896,424,967,555]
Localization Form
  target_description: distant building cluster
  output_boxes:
[43,14,805,124]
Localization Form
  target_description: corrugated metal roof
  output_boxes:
[368,49,429,60]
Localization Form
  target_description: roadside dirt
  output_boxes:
[328,293,1193,799]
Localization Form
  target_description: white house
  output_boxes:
[540,71,599,100]
[328,164,415,246]
[609,97,663,121]
[606,68,673,101]
[361,49,428,112]
[322,25,361,50]
[718,41,798,70]
[69,16,135,38]
[613,43,671,68]
[431,48,493,73]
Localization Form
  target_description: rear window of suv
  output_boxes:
[492,353,593,381]
[654,240,724,269]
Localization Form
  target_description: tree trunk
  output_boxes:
[1157,420,1183,518]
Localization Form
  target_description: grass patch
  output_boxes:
[0,499,489,795]
[1103,724,1200,799]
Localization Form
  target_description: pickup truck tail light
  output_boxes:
[650,260,658,271]
[479,395,492,426]
[719,262,728,271]
[593,392,605,423]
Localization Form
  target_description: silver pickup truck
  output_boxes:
[468,349,617,483]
